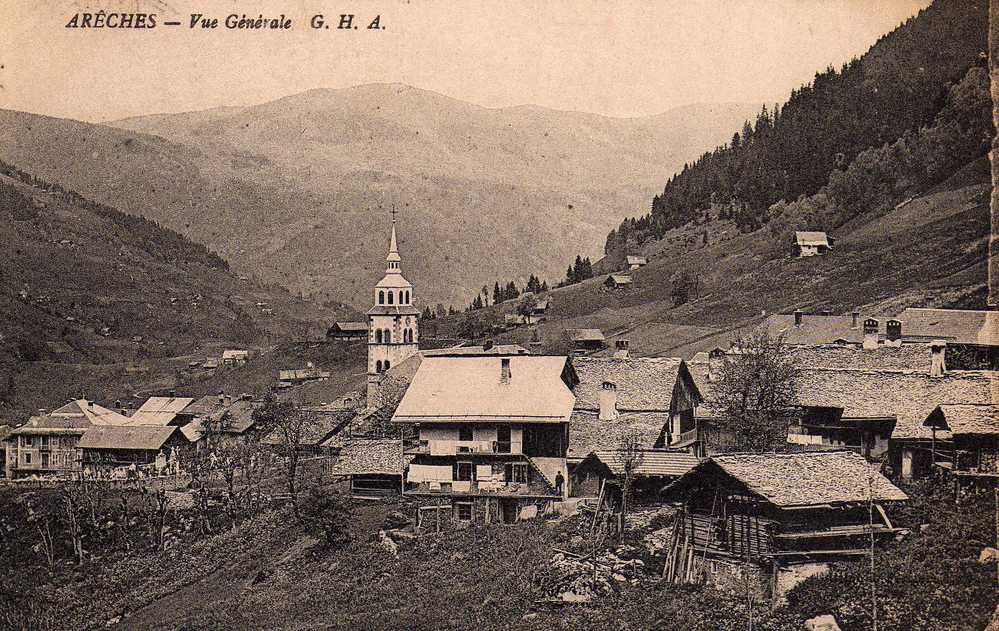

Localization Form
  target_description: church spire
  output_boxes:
[386,207,401,271]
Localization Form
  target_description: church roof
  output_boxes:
[368,305,421,316]
[375,274,413,289]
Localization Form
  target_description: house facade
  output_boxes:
[792,231,833,257]
[392,354,576,524]
[923,403,999,483]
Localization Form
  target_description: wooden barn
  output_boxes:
[923,403,999,484]
[327,438,406,498]
[571,448,700,500]
[660,451,907,600]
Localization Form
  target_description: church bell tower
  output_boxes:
[367,212,420,406]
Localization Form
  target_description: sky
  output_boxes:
[0,0,930,122]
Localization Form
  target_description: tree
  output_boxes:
[711,332,798,452]
[493,282,502,305]
[614,429,645,539]
[252,398,310,519]
[670,269,700,307]
[516,294,538,318]
[301,486,352,549]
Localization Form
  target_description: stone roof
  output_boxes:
[793,367,997,440]
[327,439,405,476]
[48,399,132,426]
[9,415,92,434]
[789,344,933,371]
[568,329,606,342]
[181,399,259,441]
[607,274,633,285]
[567,410,666,460]
[585,449,700,477]
[572,357,684,412]
[392,355,575,424]
[78,425,178,451]
[896,308,999,346]
[666,451,908,508]
[759,314,867,345]
[262,410,355,447]
[330,321,368,332]
[366,305,421,316]
[626,255,648,265]
[924,403,999,436]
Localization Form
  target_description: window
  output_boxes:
[384,360,390,371]
[455,502,473,522]
[378,290,385,305]
[41,453,49,468]
[458,427,473,442]
[376,360,383,373]
[505,463,528,484]
[375,329,383,344]
[23,452,31,465]
[456,461,473,481]
[384,329,392,343]
[40,435,49,448]
[387,292,394,305]
[496,426,511,453]
[21,436,33,448]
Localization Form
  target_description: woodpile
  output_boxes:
[545,547,647,603]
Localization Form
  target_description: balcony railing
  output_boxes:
[671,427,698,446]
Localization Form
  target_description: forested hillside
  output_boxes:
[603,0,988,260]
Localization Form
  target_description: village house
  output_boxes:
[129,394,197,426]
[392,354,576,524]
[3,400,132,478]
[327,320,368,341]
[567,357,701,469]
[661,451,907,601]
[923,403,999,484]
[626,255,648,270]
[566,328,606,353]
[79,425,186,476]
[180,393,261,448]
[604,274,633,290]
[262,409,355,457]
[278,362,332,386]
[895,307,999,369]
[221,349,250,367]
[325,438,407,497]
[570,448,700,501]
[792,231,834,257]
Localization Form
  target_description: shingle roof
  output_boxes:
[222,350,249,360]
[366,305,422,316]
[608,274,633,284]
[331,321,368,332]
[896,308,999,346]
[568,329,606,342]
[327,439,405,476]
[261,410,355,447]
[587,449,700,477]
[423,344,529,356]
[685,362,724,420]
[181,399,258,441]
[78,425,178,451]
[760,314,867,345]
[572,357,683,412]
[667,451,908,508]
[278,368,331,381]
[392,355,575,423]
[795,231,830,246]
[626,255,648,265]
[924,404,999,436]
[793,367,997,440]
[130,396,196,425]
[9,414,92,434]
[568,410,666,460]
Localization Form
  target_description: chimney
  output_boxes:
[599,381,619,421]
[483,339,494,352]
[793,310,803,327]
[37,408,47,416]
[929,340,947,377]
[218,390,225,405]
[87,400,94,409]
[613,339,630,359]
[168,389,176,398]
[885,319,902,347]
[851,310,860,328]
[707,348,725,382]
[114,399,122,410]
[500,357,511,384]
[863,318,880,350]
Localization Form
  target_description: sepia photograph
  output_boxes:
[0,0,997,629]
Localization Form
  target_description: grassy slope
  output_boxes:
[0,173,350,420]
[42,480,993,631]
[454,157,991,358]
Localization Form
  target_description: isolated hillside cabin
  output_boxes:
[923,404,999,483]
[3,400,133,478]
[79,425,186,473]
[278,363,332,385]
[661,451,907,600]
[792,231,833,257]
[221,349,250,366]
[327,321,368,341]
[568,357,701,465]
[604,274,633,290]
[532,297,550,318]
[129,395,196,426]
[392,355,577,524]
[790,365,995,478]
[202,357,220,371]
[326,438,406,497]
[625,255,648,271]
[571,449,700,500]
[567,328,606,352]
